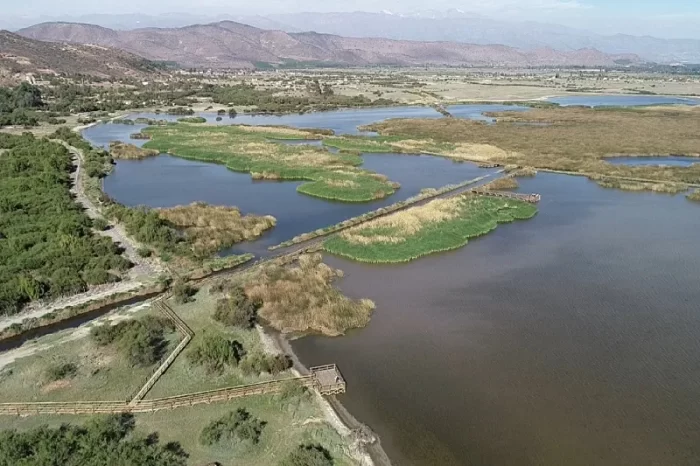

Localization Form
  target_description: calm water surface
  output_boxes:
[102,153,494,253]
[293,173,700,466]
[548,95,700,107]
[606,156,700,167]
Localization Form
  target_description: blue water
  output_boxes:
[605,156,700,167]
[548,95,700,107]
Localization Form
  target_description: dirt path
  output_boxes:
[66,143,163,279]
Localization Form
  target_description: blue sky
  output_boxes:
[4,0,700,39]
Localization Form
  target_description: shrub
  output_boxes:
[213,286,260,329]
[137,247,153,258]
[91,316,173,367]
[172,279,196,304]
[46,362,78,381]
[199,408,265,446]
[280,444,333,466]
[92,217,109,231]
[240,353,292,376]
[187,334,245,373]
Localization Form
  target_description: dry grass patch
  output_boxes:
[238,254,374,336]
[159,202,276,257]
[366,107,700,187]
[340,197,463,246]
[108,141,159,159]
[482,177,519,190]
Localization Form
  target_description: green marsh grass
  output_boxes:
[143,124,398,202]
[324,195,537,263]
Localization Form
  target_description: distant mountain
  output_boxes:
[0,30,158,83]
[256,11,700,64]
[8,12,699,63]
[18,21,640,69]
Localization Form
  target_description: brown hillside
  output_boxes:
[18,21,641,69]
[0,29,159,82]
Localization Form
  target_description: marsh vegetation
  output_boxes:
[141,123,399,202]
[324,194,538,263]
[159,203,276,257]
[108,141,159,159]
[214,254,375,336]
[363,106,700,189]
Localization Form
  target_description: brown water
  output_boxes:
[293,173,700,466]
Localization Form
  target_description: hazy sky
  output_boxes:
[5,0,700,39]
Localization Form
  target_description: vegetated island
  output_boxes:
[158,202,276,257]
[324,194,538,263]
[140,123,400,202]
[109,140,159,159]
[351,105,700,193]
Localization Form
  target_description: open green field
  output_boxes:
[0,394,356,466]
[324,194,538,263]
[0,303,167,402]
[363,106,700,188]
[142,123,399,202]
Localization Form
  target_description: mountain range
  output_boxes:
[4,11,700,63]
[17,21,640,69]
[0,30,157,84]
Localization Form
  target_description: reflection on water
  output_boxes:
[605,156,700,167]
[102,153,495,254]
[547,95,700,107]
[293,173,700,466]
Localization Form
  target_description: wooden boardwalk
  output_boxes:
[0,365,346,416]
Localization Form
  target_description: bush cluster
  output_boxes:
[214,286,260,329]
[199,408,265,446]
[187,334,245,374]
[0,133,129,315]
[0,414,188,465]
[91,315,174,367]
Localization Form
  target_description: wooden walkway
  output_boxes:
[0,366,345,417]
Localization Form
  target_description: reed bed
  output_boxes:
[591,177,688,194]
[365,106,700,189]
[143,124,397,202]
[231,254,374,336]
[159,203,276,257]
[108,141,159,159]
[482,176,519,190]
[268,174,494,250]
[324,194,538,263]
[687,190,700,202]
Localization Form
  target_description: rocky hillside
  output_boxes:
[18,21,641,69]
[0,30,159,83]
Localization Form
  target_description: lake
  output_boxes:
[605,156,700,167]
[102,153,495,254]
[547,95,700,107]
[293,173,700,466]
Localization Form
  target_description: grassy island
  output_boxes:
[141,123,399,202]
[108,141,159,159]
[158,202,276,257]
[324,194,537,263]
